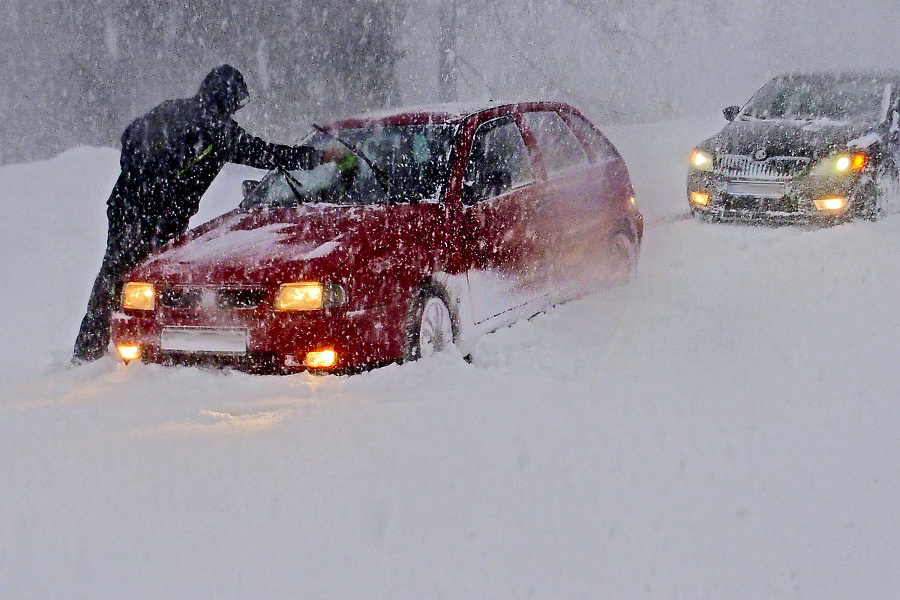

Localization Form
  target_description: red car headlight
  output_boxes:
[275,282,324,311]
[275,282,347,311]
[122,282,156,310]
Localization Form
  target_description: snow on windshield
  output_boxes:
[741,75,890,123]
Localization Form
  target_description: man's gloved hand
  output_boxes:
[320,146,348,164]
[320,146,359,172]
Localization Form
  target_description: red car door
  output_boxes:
[459,114,547,326]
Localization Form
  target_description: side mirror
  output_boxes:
[242,179,260,200]
[723,106,741,122]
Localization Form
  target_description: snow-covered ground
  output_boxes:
[3,116,899,599]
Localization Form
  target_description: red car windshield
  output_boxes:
[243,124,458,207]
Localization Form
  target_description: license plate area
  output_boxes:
[160,327,249,354]
[727,181,786,198]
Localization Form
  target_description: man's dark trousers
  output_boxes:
[73,175,160,362]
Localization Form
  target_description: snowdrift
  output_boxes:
[2,117,899,599]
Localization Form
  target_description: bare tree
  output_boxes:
[439,0,760,121]
[0,0,405,163]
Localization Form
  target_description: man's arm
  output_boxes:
[226,121,351,171]
[227,124,321,170]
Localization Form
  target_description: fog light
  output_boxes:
[690,192,710,206]
[814,197,847,211]
[305,349,336,369]
[117,344,141,362]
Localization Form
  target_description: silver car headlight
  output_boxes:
[811,152,867,175]
[690,149,714,171]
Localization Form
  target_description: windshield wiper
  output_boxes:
[311,124,392,197]
[276,165,306,205]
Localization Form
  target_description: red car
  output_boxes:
[111,101,643,373]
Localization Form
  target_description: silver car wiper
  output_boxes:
[276,165,306,205]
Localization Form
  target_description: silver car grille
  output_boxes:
[715,155,810,180]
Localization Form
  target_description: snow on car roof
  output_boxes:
[323,100,572,129]
[772,70,900,82]
[326,102,503,127]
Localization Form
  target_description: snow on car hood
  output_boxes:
[704,119,880,159]
[135,203,412,285]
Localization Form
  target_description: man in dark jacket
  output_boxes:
[73,64,341,363]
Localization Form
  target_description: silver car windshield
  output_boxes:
[741,75,891,123]
[243,124,457,208]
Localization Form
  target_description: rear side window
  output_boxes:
[563,112,620,163]
[463,118,534,204]
[523,110,589,173]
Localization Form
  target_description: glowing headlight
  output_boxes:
[274,282,347,311]
[690,149,713,171]
[814,153,867,175]
[275,282,324,311]
[122,282,156,310]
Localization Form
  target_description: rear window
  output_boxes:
[563,112,620,163]
[523,111,589,173]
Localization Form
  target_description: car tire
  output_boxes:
[608,231,638,285]
[403,283,456,362]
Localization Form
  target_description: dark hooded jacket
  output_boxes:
[111,64,320,246]
[73,65,325,363]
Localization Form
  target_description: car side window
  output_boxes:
[522,110,589,173]
[563,112,620,164]
[462,118,534,205]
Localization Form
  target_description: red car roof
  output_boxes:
[323,100,575,129]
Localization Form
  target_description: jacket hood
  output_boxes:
[702,118,882,160]
[198,64,249,115]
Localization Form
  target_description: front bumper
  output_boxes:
[110,302,401,374]
[687,170,865,224]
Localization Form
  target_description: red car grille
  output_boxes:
[158,288,269,310]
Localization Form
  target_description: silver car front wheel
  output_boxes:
[404,284,456,362]
[418,296,453,358]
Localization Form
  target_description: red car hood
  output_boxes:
[133,203,424,285]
